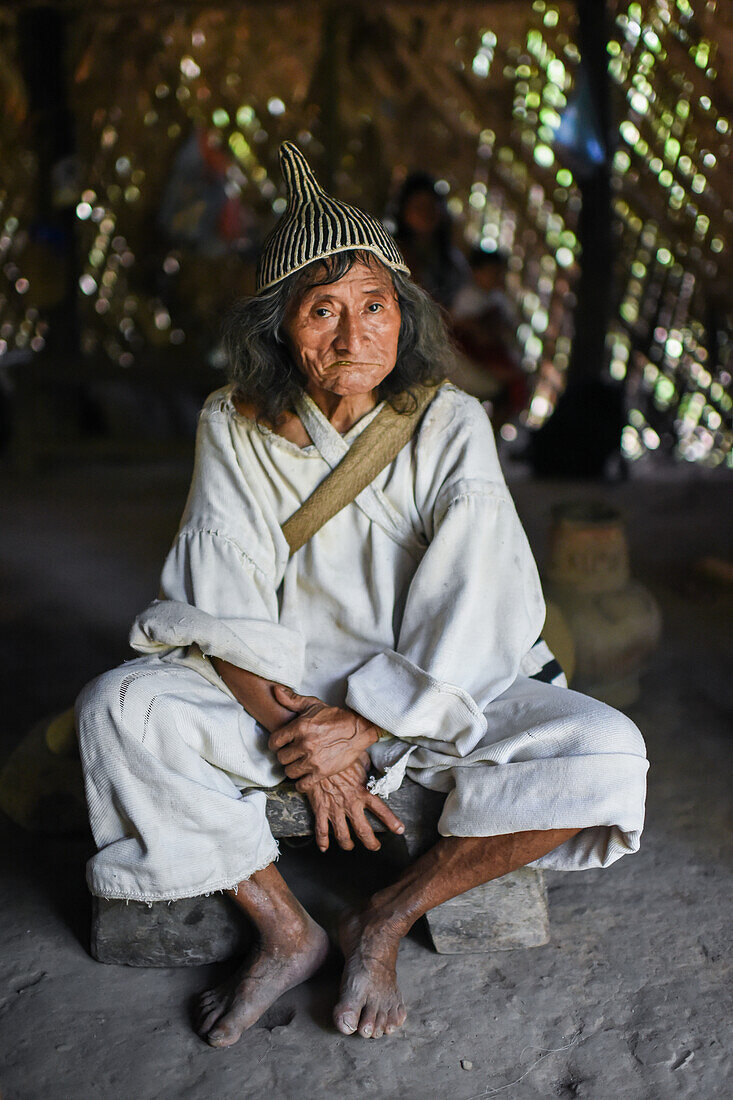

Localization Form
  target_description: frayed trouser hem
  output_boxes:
[87,844,280,906]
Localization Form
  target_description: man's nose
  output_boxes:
[333,311,365,355]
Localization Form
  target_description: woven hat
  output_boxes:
[256,142,410,293]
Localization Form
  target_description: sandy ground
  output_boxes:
[0,454,731,1100]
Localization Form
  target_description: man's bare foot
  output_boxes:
[334,909,407,1039]
[195,913,329,1048]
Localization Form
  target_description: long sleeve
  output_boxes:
[345,388,545,756]
[129,391,304,688]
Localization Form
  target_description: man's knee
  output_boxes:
[576,693,646,759]
[77,666,125,725]
[75,662,153,752]
[547,685,647,761]
[595,698,645,757]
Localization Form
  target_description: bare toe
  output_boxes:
[334,1005,360,1035]
[373,1010,387,1038]
[196,995,219,1022]
[207,1020,244,1048]
[358,1003,378,1038]
[197,1007,224,1036]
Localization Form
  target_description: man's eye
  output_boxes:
[314,307,331,317]
[367,303,383,313]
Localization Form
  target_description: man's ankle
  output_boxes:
[361,896,411,941]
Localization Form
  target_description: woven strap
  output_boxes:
[281,382,444,556]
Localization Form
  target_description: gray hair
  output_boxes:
[223,249,455,425]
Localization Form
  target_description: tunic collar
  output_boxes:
[293,390,426,559]
[294,391,385,463]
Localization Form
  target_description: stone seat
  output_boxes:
[91,779,550,967]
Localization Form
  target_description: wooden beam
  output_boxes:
[528,0,621,478]
[2,0,533,10]
[575,0,613,372]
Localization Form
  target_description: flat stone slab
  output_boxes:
[91,893,250,968]
[422,866,549,953]
[91,780,549,965]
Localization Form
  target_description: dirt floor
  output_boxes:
[0,452,731,1100]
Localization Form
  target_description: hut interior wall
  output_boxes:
[0,0,730,466]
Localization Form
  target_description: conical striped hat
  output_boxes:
[256,142,410,293]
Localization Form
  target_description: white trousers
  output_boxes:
[77,655,648,903]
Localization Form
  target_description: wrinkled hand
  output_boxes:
[304,752,405,852]
[268,685,379,787]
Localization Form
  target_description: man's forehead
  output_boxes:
[300,263,394,300]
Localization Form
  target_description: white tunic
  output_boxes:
[77,384,648,903]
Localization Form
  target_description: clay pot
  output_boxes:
[544,502,661,707]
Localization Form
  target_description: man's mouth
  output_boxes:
[328,360,382,368]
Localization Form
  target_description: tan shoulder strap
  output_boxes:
[281,382,445,556]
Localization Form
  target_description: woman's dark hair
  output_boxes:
[394,171,452,253]
[223,249,454,426]
[468,246,508,273]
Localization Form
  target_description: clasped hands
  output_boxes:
[269,684,404,853]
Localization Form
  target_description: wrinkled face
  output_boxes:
[284,260,402,396]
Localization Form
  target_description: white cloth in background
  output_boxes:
[77,383,648,902]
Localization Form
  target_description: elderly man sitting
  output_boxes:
[77,143,648,1048]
